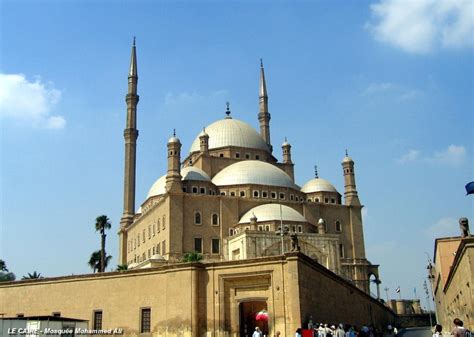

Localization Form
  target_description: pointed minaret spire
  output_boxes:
[258,59,272,152]
[259,58,267,98]
[120,37,140,266]
[129,37,137,78]
[314,165,319,179]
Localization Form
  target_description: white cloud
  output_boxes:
[397,149,420,163]
[429,144,466,166]
[365,82,394,95]
[0,73,66,129]
[397,145,466,166]
[363,82,422,100]
[425,217,459,238]
[367,0,474,54]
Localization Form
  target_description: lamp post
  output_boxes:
[384,287,389,303]
[423,280,433,328]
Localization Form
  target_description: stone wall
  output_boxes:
[0,253,395,337]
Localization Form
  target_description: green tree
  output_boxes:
[0,259,8,271]
[182,252,203,262]
[116,264,128,272]
[22,271,43,280]
[0,259,15,282]
[89,250,112,273]
[95,215,112,273]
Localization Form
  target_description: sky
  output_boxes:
[1,0,473,309]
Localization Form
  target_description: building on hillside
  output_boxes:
[118,41,380,294]
[429,218,474,330]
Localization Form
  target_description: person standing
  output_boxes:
[335,324,345,337]
[253,327,263,337]
[452,319,470,337]
[433,324,443,337]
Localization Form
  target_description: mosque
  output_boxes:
[0,41,393,337]
[118,40,380,294]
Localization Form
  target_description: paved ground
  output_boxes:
[398,327,432,337]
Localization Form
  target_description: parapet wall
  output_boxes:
[0,253,396,337]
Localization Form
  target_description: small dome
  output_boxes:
[239,204,307,223]
[168,136,180,143]
[301,178,338,193]
[181,166,211,182]
[342,156,353,163]
[189,118,268,153]
[212,160,298,189]
[198,129,208,137]
[146,167,211,198]
[318,218,326,225]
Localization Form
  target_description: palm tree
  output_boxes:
[182,252,203,262]
[89,250,112,273]
[116,264,128,272]
[95,215,111,273]
[22,271,43,280]
[0,259,15,282]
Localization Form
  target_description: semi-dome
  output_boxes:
[239,204,306,223]
[301,178,338,193]
[146,167,211,198]
[212,160,298,189]
[189,118,269,153]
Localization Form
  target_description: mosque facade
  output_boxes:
[118,41,380,294]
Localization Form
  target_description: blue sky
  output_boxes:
[1,0,472,307]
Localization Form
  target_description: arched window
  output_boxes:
[335,220,342,232]
[212,213,219,226]
[195,211,202,225]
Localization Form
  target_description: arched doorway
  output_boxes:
[239,300,268,337]
[369,273,381,300]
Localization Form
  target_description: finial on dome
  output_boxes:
[225,102,232,118]
[260,58,264,68]
[250,212,258,222]
[133,36,136,46]
[345,149,348,157]
[173,128,176,137]
[314,165,319,179]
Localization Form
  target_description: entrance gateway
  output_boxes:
[239,300,268,337]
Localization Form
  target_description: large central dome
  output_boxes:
[212,160,299,189]
[189,118,269,153]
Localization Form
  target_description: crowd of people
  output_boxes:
[293,322,398,337]
[250,317,471,337]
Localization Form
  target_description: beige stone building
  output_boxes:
[118,42,380,296]
[430,234,474,330]
[0,41,393,336]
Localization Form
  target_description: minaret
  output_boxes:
[119,37,139,265]
[166,129,182,193]
[342,150,360,206]
[199,128,209,154]
[258,59,272,152]
[282,137,292,164]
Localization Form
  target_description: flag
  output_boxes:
[396,286,400,293]
[466,181,474,195]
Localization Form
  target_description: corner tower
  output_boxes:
[166,130,182,193]
[342,150,360,206]
[258,59,272,152]
[119,38,139,265]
